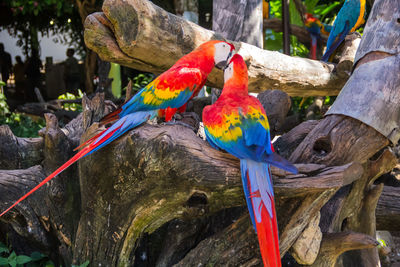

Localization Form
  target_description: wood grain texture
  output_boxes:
[0,126,43,170]
[213,0,263,48]
[83,0,350,96]
[354,0,400,63]
[376,186,400,231]
[327,55,400,144]
[310,231,379,267]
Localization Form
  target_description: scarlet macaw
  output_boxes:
[0,40,235,217]
[321,0,366,62]
[305,13,331,60]
[203,54,297,267]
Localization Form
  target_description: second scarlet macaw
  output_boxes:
[321,0,366,62]
[203,54,298,267]
[305,13,331,60]
[0,40,235,217]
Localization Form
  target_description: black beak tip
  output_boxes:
[215,61,228,70]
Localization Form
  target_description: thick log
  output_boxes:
[274,119,319,159]
[311,231,379,267]
[257,90,291,138]
[83,0,352,96]
[376,186,400,231]
[174,214,262,267]
[336,33,361,76]
[0,125,43,170]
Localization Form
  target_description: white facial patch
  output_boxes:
[224,62,234,83]
[214,42,232,66]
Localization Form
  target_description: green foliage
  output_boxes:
[123,73,154,95]
[57,89,84,112]
[132,74,154,91]
[0,93,10,116]
[377,238,387,248]
[0,0,102,57]
[0,93,45,138]
[71,260,90,267]
[0,242,54,267]
[265,0,350,115]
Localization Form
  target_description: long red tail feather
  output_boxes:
[99,107,122,126]
[73,130,105,151]
[0,147,88,217]
[255,197,281,267]
[0,124,124,217]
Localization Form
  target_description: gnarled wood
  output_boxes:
[376,186,400,231]
[0,126,43,170]
[311,231,379,267]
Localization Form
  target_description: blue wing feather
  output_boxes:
[322,0,361,62]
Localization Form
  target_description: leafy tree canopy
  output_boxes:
[0,0,101,57]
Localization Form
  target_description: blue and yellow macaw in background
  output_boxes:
[321,0,366,62]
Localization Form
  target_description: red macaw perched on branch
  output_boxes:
[203,54,298,267]
[321,0,366,62]
[305,13,331,60]
[0,40,235,217]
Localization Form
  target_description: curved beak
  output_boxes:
[215,50,233,70]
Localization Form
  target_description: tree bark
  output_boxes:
[376,186,400,232]
[83,0,356,96]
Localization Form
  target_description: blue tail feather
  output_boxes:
[261,153,298,174]
[86,110,157,156]
[241,159,276,230]
[322,21,350,62]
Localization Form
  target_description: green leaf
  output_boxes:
[305,0,320,13]
[44,260,55,267]
[289,0,303,26]
[0,257,8,265]
[8,259,17,267]
[16,255,32,265]
[71,260,90,267]
[30,252,44,261]
[8,251,16,261]
[0,243,9,254]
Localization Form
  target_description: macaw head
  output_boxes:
[209,40,235,69]
[224,54,248,84]
[305,13,318,26]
